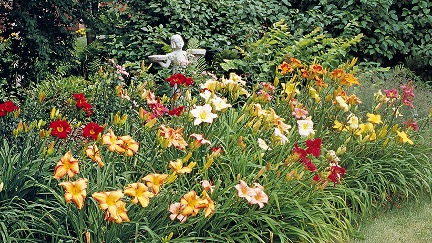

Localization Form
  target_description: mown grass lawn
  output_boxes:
[353,197,432,243]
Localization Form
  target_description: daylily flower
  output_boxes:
[328,164,346,185]
[149,102,169,117]
[330,68,345,80]
[199,89,214,102]
[367,113,382,124]
[158,125,188,150]
[234,180,256,202]
[168,202,187,223]
[169,159,193,174]
[0,100,19,116]
[83,122,104,140]
[257,138,272,150]
[335,96,349,112]
[278,61,294,74]
[310,64,325,75]
[292,107,308,119]
[102,129,125,153]
[249,184,268,209]
[211,96,232,111]
[383,88,399,99]
[404,118,419,131]
[119,135,139,156]
[124,182,154,208]
[73,93,87,108]
[92,190,124,221]
[305,138,322,158]
[105,200,130,224]
[49,120,72,139]
[297,119,315,137]
[189,133,212,149]
[190,104,218,125]
[58,178,88,209]
[54,151,79,179]
[396,130,414,145]
[142,173,168,195]
[85,145,104,167]
[168,106,185,116]
[273,127,289,145]
[341,73,360,86]
[201,180,215,193]
[347,114,359,130]
[201,190,215,217]
[180,190,207,216]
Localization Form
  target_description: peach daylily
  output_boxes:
[201,190,215,217]
[169,159,193,174]
[201,180,215,193]
[119,135,139,156]
[105,200,130,224]
[124,182,154,208]
[249,184,268,209]
[168,202,187,223]
[102,129,125,153]
[234,180,256,202]
[53,151,79,179]
[92,190,124,220]
[142,173,168,195]
[180,190,207,216]
[58,178,88,209]
[85,145,104,167]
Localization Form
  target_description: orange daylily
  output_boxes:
[158,125,188,150]
[142,173,168,194]
[85,145,104,167]
[92,190,124,220]
[58,178,88,209]
[340,73,360,86]
[53,151,79,179]
[124,182,154,207]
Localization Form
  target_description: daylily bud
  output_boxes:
[50,107,57,120]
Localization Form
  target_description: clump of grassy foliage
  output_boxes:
[1,23,431,242]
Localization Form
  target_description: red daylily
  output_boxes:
[166,73,194,87]
[149,103,169,117]
[168,106,185,116]
[83,122,105,140]
[328,164,346,185]
[0,100,19,116]
[49,120,72,139]
[73,93,87,108]
[305,138,322,158]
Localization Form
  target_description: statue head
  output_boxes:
[171,34,184,50]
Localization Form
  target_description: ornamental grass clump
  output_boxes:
[0,50,431,242]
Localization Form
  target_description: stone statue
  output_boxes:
[149,34,206,74]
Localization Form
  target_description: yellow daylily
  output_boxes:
[102,129,125,153]
[367,113,383,124]
[119,135,139,156]
[396,131,414,145]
